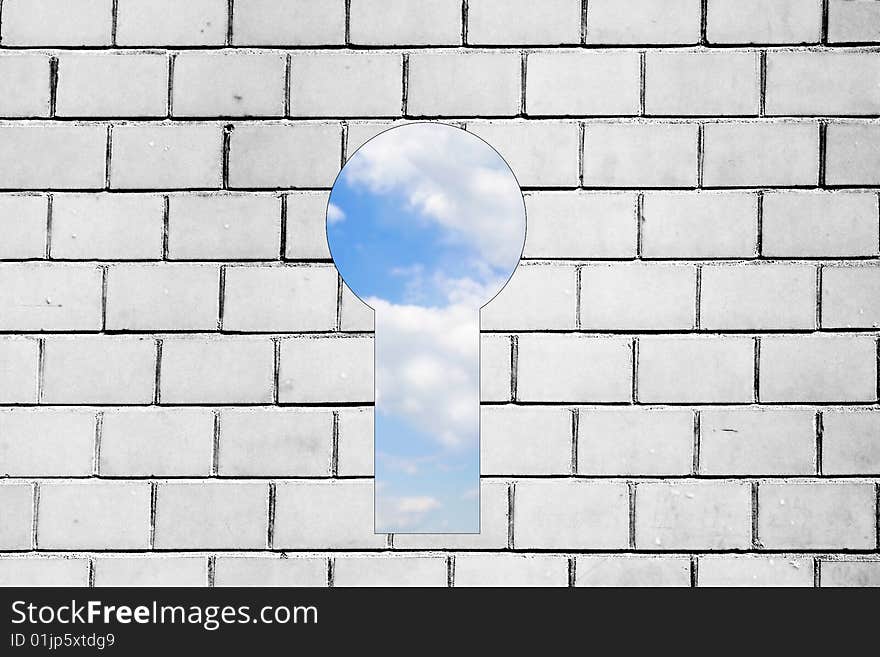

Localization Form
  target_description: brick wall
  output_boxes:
[0,0,879,587]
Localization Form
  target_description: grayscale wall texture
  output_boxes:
[0,0,879,587]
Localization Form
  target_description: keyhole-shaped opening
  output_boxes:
[327,123,526,533]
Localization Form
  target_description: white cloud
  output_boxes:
[326,202,345,224]
[376,493,443,530]
[396,496,442,513]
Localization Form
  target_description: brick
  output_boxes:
[706,0,822,43]
[526,50,640,116]
[223,265,337,331]
[767,52,880,116]
[583,123,698,187]
[700,409,816,475]
[586,0,701,44]
[285,191,331,259]
[636,481,752,549]
[698,556,813,586]
[339,283,373,331]
[100,408,214,476]
[334,556,447,587]
[0,125,106,190]
[829,0,880,42]
[703,122,818,187]
[52,194,165,260]
[578,408,694,475]
[467,121,580,187]
[111,125,222,189]
[523,192,637,258]
[232,0,345,46]
[576,556,691,586]
[56,52,167,117]
[638,336,754,403]
[641,192,758,258]
[759,335,877,402]
[0,263,102,330]
[93,557,206,587]
[174,52,286,117]
[0,557,88,586]
[116,0,227,46]
[480,335,511,402]
[0,409,95,476]
[822,265,880,328]
[219,408,333,476]
[646,51,760,116]
[700,264,816,330]
[761,191,879,257]
[0,195,47,258]
[394,481,509,549]
[759,481,876,549]
[154,482,268,549]
[38,482,150,549]
[275,480,386,549]
[826,123,880,185]
[580,263,696,329]
[42,337,156,404]
[350,0,460,45]
[168,193,281,260]
[160,337,274,403]
[468,0,580,44]
[482,264,576,330]
[821,560,880,587]
[822,410,880,475]
[214,557,327,586]
[290,52,402,117]
[455,554,568,587]
[481,406,571,475]
[408,51,520,116]
[514,480,629,549]
[279,337,373,403]
[1,0,112,46]
[0,483,32,549]
[516,335,632,402]
[229,123,341,188]
[106,263,220,330]
[0,54,50,117]
[336,407,373,476]
[0,339,38,403]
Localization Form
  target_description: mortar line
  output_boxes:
[815,410,824,476]
[575,265,583,329]
[93,411,103,476]
[577,122,585,187]
[401,53,410,116]
[104,124,113,190]
[639,51,646,116]
[49,56,58,117]
[750,480,760,549]
[700,0,708,45]
[636,193,644,258]
[813,558,821,587]
[340,121,349,166]
[509,335,519,402]
[507,482,515,549]
[580,0,588,44]
[875,482,879,549]
[153,339,163,405]
[570,407,579,475]
[207,555,216,587]
[758,50,767,117]
[628,482,637,548]
[695,265,702,330]
[690,556,699,587]
[0,1,4,46]
[461,1,468,46]
[327,557,335,587]
[344,0,351,45]
[696,123,705,188]
[631,337,639,403]
[331,410,340,477]
[284,53,291,117]
[816,264,824,329]
[756,191,764,257]
[111,0,119,47]
[335,274,344,332]
[212,410,221,476]
[36,338,45,404]
[226,0,234,46]
[692,410,701,475]
[221,124,233,189]
[100,265,108,331]
[45,194,54,259]
[567,555,576,587]
[520,51,528,117]
[272,337,281,404]
[267,482,276,549]
[821,0,830,45]
[387,533,394,549]
[447,555,455,587]
[162,195,170,259]
[149,481,158,549]
[88,559,95,587]
[818,120,828,188]
[876,338,880,403]
[876,192,880,255]
[166,53,175,118]
[278,194,287,260]
[753,337,761,403]
[217,264,226,330]
[31,482,40,549]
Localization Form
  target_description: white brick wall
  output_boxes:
[0,1,878,588]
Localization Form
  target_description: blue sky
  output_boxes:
[327,123,524,533]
